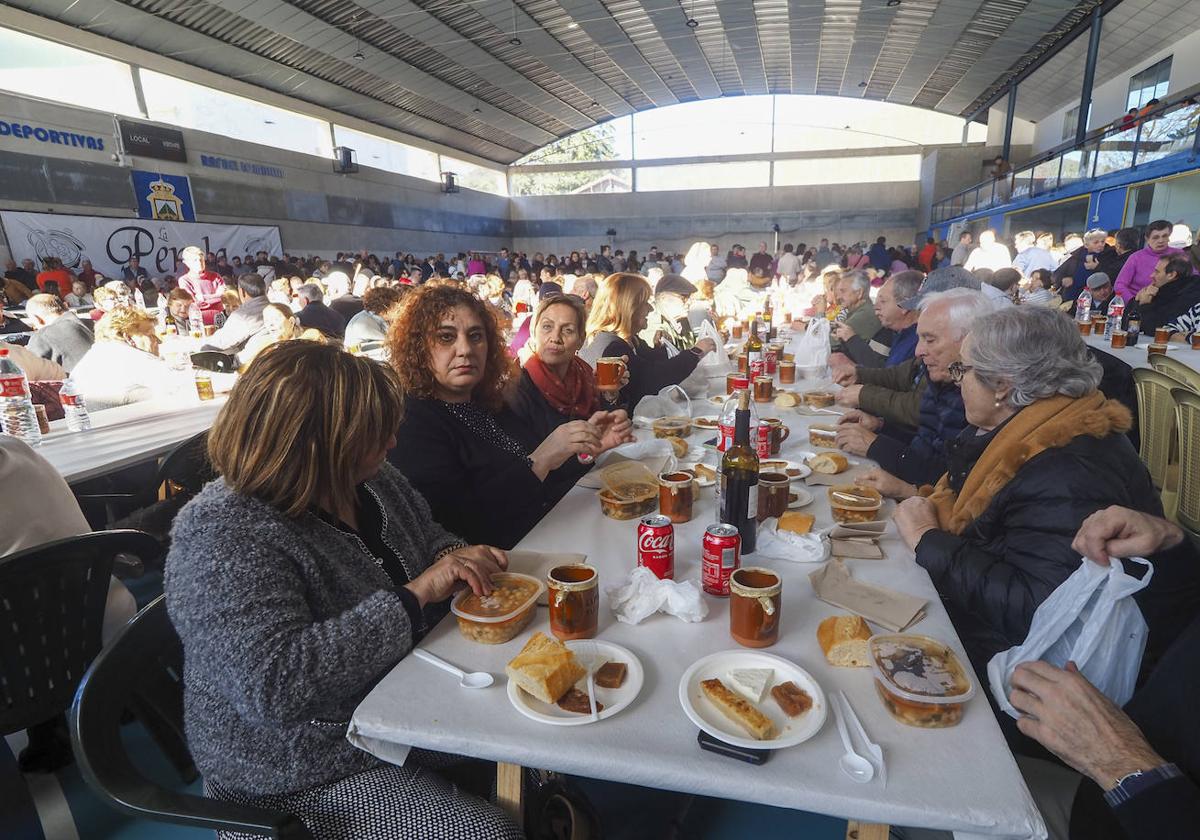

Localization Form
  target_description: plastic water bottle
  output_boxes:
[188,303,205,338]
[134,286,146,310]
[59,378,92,432]
[1105,294,1124,339]
[1075,289,1092,324]
[0,347,42,446]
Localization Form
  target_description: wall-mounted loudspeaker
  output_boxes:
[441,171,460,193]
[333,146,358,174]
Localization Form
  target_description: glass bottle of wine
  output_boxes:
[745,316,763,367]
[720,389,759,553]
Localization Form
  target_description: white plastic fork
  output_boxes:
[573,641,600,722]
[837,690,886,788]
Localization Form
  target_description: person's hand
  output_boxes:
[831,362,858,386]
[530,420,603,478]
[405,544,508,608]
[837,408,881,431]
[894,496,939,549]
[1071,506,1184,566]
[589,409,635,452]
[694,337,717,355]
[856,467,917,500]
[1084,254,1098,270]
[833,322,857,342]
[1135,285,1159,305]
[1061,276,1073,288]
[835,384,863,407]
[619,355,631,389]
[1010,661,1164,790]
[834,423,875,456]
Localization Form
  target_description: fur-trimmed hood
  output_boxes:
[927,393,1132,535]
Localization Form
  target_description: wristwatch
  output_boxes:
[1103,763,1182,807]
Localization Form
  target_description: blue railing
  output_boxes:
[932,100,1200,225]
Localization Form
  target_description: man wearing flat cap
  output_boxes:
[1084,272,1115,314]
[645,273,698,352]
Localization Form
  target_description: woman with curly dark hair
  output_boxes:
[388,285,631,548]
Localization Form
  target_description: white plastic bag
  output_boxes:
[694,319,731,375]
[786,317,831,370]
[988,557,1152,718]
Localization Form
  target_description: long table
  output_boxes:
[38,392,226,484]
[350,385,1047,838]
[1084,330,1200,370]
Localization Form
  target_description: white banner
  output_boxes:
[0,211,282,280]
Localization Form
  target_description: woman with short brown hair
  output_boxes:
[167,340,519,840]
[389,285,629,548]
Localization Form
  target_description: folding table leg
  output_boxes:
[496,761,524,826]
[846,822,890,840]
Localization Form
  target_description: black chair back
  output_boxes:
[156,430,216,501]
[189,351,238,373]
[0,530,160,735]
[70,597,313,839]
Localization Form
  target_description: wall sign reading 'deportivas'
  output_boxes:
[0,120,107,150]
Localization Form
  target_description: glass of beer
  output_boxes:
[778,360,796,384]
[731,322,743,339]
[753,375,773,403]
[595,356,626,401]
[194,369,215,401]
[1192,332,1200,350]
[1110,330,1127,349]
[1078,320,1093,336]
[1155,326,1170,344]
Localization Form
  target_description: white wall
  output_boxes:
[1032,27,1200,154]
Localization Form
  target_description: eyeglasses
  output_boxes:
[948,360,974,385]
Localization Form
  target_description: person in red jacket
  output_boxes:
[176,245,226,324]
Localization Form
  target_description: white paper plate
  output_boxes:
[788,486,814,508]
[759,460,812,480]
[682,463,718,487]
[508,640,644,727]
[679,650,827,750]
[692,414,721,432]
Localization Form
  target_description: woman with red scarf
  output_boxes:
[505,294,633,494]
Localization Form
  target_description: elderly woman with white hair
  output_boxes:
[1052,227,1122,305]
[892,306,1177,674]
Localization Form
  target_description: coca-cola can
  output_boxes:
[763,346,778,375]
[702,523,740,596]
[637,514,675,580]
[754,424,770,459]
[730,375,749,392]
[717,422,735,452]
[749,359,766,380]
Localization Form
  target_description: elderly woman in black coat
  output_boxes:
[893,307,1200,676]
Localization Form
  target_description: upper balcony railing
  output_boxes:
[932,97,1200,225]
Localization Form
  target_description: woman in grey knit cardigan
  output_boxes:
[165,341,522,840]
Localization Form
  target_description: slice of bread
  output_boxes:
[817,615,872,667]
[778,511,815,535]
[808,452,849,474]
[506,632,586,704]
[701,678,776,740]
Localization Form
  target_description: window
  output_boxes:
[636,161,771,192]
[515,118,630,165]
[772,155,921,186]
[1062,106,1080,142]
[633,98,774,160]
[773,95,986,152]
[332,125,439,181]
[141,70,332,159]
[439,155,508,196]
[1126,57,1171,111]
[0,27,141,117]
[510,167,632,196]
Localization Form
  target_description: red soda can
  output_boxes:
[764,346,778,375]
[637,514,675,579]
[702,523,740,596]
[730,375,749,391]
[754,424,770,459]
[749,359,766,379]
[718,421,734,452]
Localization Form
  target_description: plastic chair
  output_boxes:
[1131,368,1180,518]
[0,530,159,739]
[70,597,314,839]
[1171,387,1200,543]
[1149,353,1200,394]
[190,351,239,373]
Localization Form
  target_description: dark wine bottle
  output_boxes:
[720,389,759,553]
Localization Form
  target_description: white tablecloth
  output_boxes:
[39,392,227,484]
[1084,331,1200,370]
[350,381,1047,839]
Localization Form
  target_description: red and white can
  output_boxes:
[717,421,734,452]
[637,514,675,580]
[749,359,766,380]
[754,423,770,459]
[763,346,778,375]
[729,375,749,392]
[702,523,741,596]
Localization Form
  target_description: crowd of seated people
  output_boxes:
[4,221,1200,840]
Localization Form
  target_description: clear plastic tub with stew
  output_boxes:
[451,572,544,645]
[868,634,975,728]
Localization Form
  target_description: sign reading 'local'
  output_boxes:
[118,118,187,163]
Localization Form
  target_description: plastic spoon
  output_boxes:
[837,691,886,788]
[830,691,875,783]
[412,649,494,689]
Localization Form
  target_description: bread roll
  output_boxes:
[808,452,848,475]
[774,392,799,408]
[817,615,872,667]
[670,436,690,457]
[506,632,586,703]
[778,511,814,535]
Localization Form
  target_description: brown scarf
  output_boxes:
[926,393,1132,535]
[524,354,599,420]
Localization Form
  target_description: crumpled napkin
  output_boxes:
[754,519,830,563]
[606,567,709,625]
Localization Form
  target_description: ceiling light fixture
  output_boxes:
[858,80,867,87]
[686,18,699,28]
[508,0,522,46]
[353,48,365,61]
[886,0,901,6]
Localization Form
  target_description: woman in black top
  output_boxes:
[578,272,716,409]
[389,286,631,549]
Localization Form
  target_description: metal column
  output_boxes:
[1002,86,1017,161]
[1076,5,1104,146]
